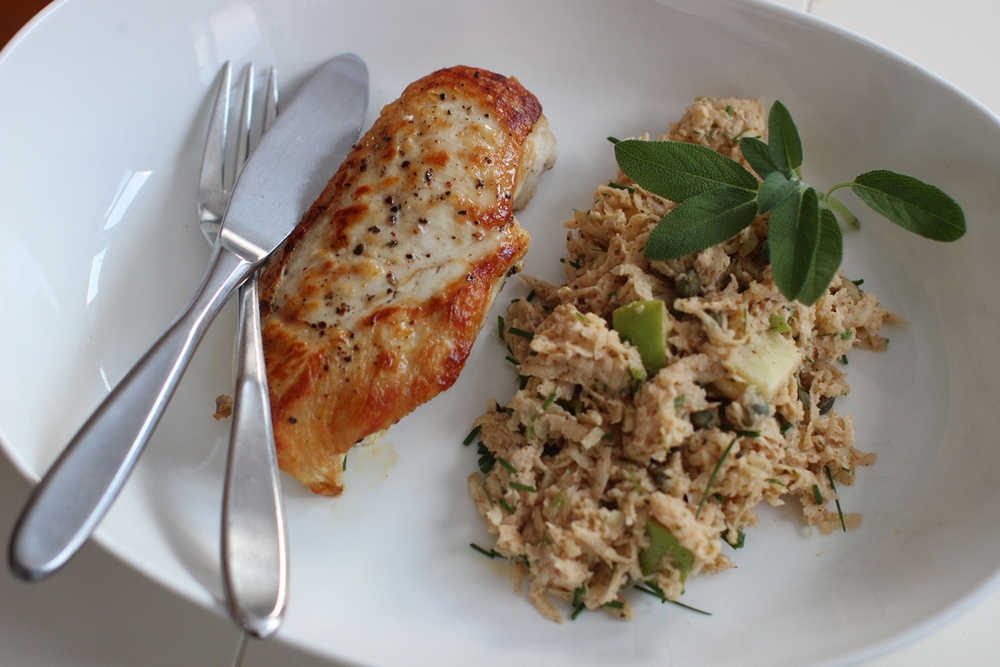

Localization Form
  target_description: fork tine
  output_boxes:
[231,63,255,189]
[263,68,279,133]
[198,62,231,212]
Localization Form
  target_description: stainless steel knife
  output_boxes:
[8,53,370,583]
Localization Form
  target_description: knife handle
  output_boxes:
[8,246,252,581]
[221,273,287,638]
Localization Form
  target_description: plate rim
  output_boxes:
[2,0,999,664]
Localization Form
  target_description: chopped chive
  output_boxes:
[504,355,518,365]
[634,584,712,616]
[839,355,848,365]
[343,454,347,471]
[713,492,724,502]
[526,289,536,301]
[572,584,587,608]
[498,498,515,514]
[667,599,713,616]
[510,481,536,493]
[469,543,506,560]
[602,432,614,440]
[574,311,587,323]
[725,104,734,116]
[497,315,505,341]
[766,478,787,487]
[542,390,558,410]
[518,375,529,389]
[674,395,686,408]
[817,332,838,337]
[607,181,636,194]
[568,259,582,269]
[524,424,535,440]
[852,278,864,286]
[627,471,642,494]
[634,583,663,601]
[570,584,588,620]
[812,484,824,505]
[508,327,534,340]
[825,465,847,533]
[497,457,517,473]
[511,298,521,303]
[602,601,625,609]
[463,424,482,447]
[696,436,738,519]
[780,422,794,434]
[840,329,853,340]
[733,429,760,438]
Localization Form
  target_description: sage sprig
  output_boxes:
[611,100,966,305]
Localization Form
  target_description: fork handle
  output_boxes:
[221,273,288,638]
[8,246,252,581]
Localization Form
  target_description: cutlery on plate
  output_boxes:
[199,62,287,638]
[7,54,370,588]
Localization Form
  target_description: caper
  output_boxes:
[691,408,720,429]
[798,387,811,411]
[650,465,672,491]
[674,269,701,298]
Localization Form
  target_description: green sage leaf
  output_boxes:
[822,193,860,229]
[851,170,965,241]
[739,136,779,180]
[795,208,844,305]
[768,100,803,175]
[614,139,758,202]
[645,187,758,260]
[757,171,800,213]
[769,187,820,301]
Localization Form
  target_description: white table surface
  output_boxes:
[2,1,998,665]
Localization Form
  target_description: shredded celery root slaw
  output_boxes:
[466,97,899,622]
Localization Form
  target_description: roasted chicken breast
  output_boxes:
[258,66,556,495]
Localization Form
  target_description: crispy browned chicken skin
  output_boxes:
[258,66,556,495]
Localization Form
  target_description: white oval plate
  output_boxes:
[3,0,1000,665]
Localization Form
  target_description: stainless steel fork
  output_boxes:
[199,62,287,639]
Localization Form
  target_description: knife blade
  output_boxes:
[8,53,370,582]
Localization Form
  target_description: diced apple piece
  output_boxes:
[612,300,670,376]
[729,331,800,400]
